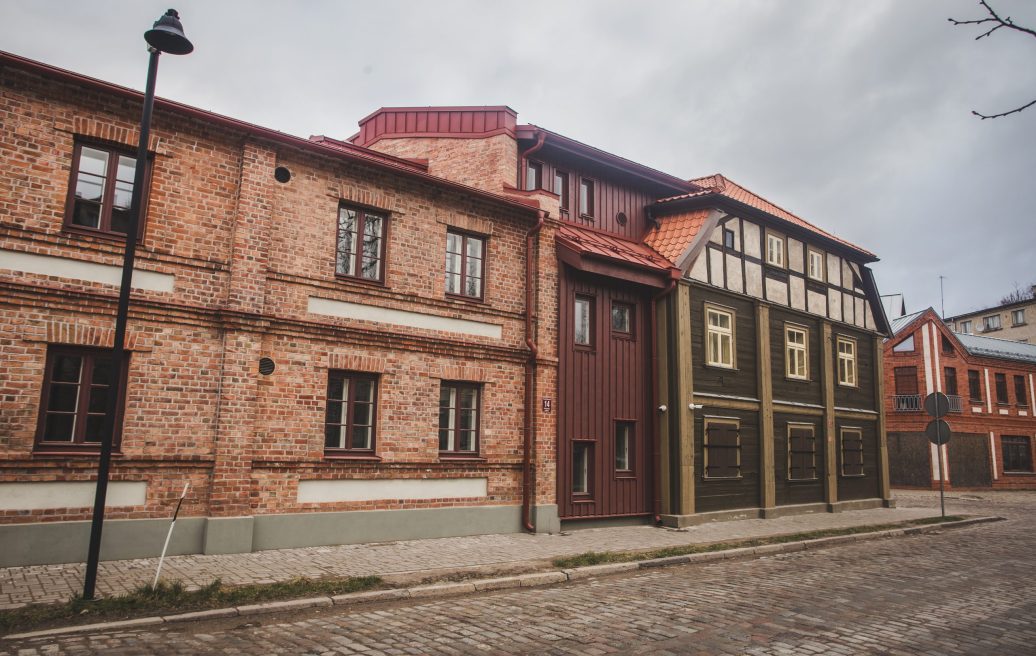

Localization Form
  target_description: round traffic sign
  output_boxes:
[925,419,952,445]
[924,392,950,418]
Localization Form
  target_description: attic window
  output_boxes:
[941,334,954,354]
[892,335,914,353]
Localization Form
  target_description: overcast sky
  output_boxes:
[2,0,1034,317]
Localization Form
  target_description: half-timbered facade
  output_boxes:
[885,308,1036,490]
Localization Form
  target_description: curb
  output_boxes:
[3,515,1002,641]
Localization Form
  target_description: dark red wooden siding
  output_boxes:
[558,267,653,519]
[354,107,518,146]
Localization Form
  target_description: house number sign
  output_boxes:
[542,398,553,413]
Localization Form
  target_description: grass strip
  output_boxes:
[0,575,380,636]
[552,515,967,568]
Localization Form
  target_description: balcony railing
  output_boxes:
[892,394,964,412]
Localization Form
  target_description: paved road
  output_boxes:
[4,490,1035,655]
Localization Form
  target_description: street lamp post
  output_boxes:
[82,9,193,601]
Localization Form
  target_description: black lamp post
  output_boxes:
[83,9,193,601]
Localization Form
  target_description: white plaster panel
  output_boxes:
[725,253,743,294]
[807,289,827,316]
[865,303,874,330]
[842,292,855,325]
[0,481,146,511]
[789,275,806,311]
[745,261,763,297]
[0,249,175,293]
[742,221,761,258]
[842,260,855,290]
[708,248,724,286]
[709,224,723,245]
[687,253,708,282]
[788,239,804,273]
[308,297,502,339]
[828,289,842,322]
[827,254,842,287]
[727,218,741,251]
[765,277,788,305]
[855,297,866,328]
[297,478,488,503]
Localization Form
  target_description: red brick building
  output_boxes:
[885,308,1036,490]
[0,51,893,567]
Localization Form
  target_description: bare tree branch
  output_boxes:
[949,1,1036,118]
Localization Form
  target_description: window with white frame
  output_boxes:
[1013,309,1026,326]
[766,232,785,267]
[807,249,825,281]
[438,382,480,454]
[837,336,857,386]
[959,320,972,334]
[785,324,809,380]
[983,314,1002,332]
[706,305,735,368]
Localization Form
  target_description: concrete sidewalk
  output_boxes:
[0,505,937,609]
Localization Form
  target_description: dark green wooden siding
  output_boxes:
[836,420,880,500]
[690,286,757,399]
[773,412,825,506]
[694,407,760,512]
[769,309,823,407]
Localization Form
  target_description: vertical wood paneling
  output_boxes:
[559,267,652,518]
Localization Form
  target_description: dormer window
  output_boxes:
[525,161,542,191]
[579,178,595,218]
[807,249,825,281]
[766,232,785,268]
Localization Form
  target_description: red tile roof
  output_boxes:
[556,224,675,272]
[657,174,874,258]
[642,209,710,265]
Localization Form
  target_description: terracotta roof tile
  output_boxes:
[657,174,874,258]
[556,224,674,272]
[642,209,710,265]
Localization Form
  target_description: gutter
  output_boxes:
[522,209,547,532]
[650,272,679,522]
[519,129,547,191]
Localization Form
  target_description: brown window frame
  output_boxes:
[444,229,487,301]
[840,427,865,477]
[574,294,595,349]
[787,423,818,482]
[34,345,129,454]
[525,160,542,191]
[1014,375,1028,407]
[614,420,635,475]
[1002,435,1034,473]
[335,204,388,284]
[324,371,379,457]
[572,440,595,497]
[722,228,736,250]
[703,418,741,480]
[64,140,151,241]
[968,369,982,402]
[893,366,919,396]
[554,169,570,213]
[438,381,482,457]
[945,367,958,397]
[579,178,595,218]
[611,301,634,338]
[995,373,1009,405]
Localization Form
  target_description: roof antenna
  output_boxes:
[939,275,946,318]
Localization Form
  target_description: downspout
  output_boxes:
[523,209,547,532]
[519,129,547,191]
[651,273,678,523]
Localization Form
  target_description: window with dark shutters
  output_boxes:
[788,424,818,481]
[894,367,919,395]
[1002,436,1033,473]
[704,420,741,479]
[840,428,865,477]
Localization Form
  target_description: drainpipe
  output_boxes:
[519,129,547,191]
[523,209,547,532]
[651,273,678,523]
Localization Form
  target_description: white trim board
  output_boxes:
[297,478,488,503]
[308,297,502,339]
[0,249,175,293]
[0,481,147,511]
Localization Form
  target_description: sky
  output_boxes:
[1,0,1034,317]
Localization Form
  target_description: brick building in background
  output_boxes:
[0,50,894,567]
[885,308,1036,490]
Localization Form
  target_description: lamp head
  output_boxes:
[144,9,194,55]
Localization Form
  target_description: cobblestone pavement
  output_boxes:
[5,490,1036,654]
[0,506,937,608]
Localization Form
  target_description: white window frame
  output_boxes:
[983,314,1001,331]
[785,324,809,380]
[837,336,857,387]
[807,248,825,281]
[959,320,972,334]
[766,231,786,268]
[1012,309,1026,326]
[705,304,736,368]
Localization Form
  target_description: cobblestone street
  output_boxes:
[4,490,1036,655]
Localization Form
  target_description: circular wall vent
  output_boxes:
[274,166,292,184]
[258,357,276,376]
[616,212,628,226]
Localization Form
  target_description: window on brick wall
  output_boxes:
[65,141,149,239]
[336,205,386,282]
[1015,375,1028,407]
[438,382,480,455]
[35,346,128,453]
[444,230,485,300]
[324,372,378,455]
[995,373,1008,405]
[968,370,982,402]
[945,367,958,397]
[1002,436,1034,473]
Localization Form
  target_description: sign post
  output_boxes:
[923,392,952,518]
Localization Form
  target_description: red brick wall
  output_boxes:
[366,134,518,193]
[0,65,548,524]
